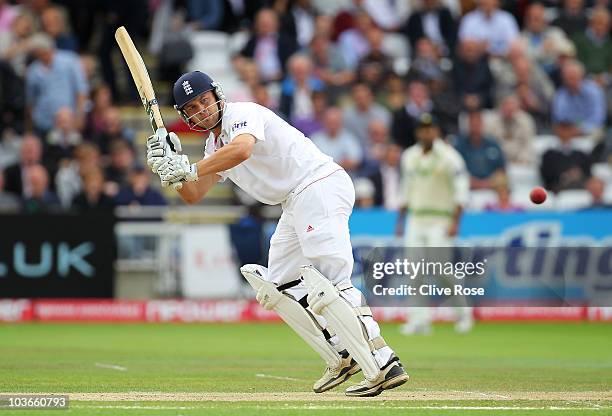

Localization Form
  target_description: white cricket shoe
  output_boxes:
[454,317,474,333]
[345,355,409,397]
[399,322,432,335]
[313,350,361,393]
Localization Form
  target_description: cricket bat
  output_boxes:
[114,26,182,190]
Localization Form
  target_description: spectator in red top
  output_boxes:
[85,84,113,137]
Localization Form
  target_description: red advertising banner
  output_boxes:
[0,299,33,322]
[474,306,586,321]
[0,299,610,323]
[33,300,146,321]
[146,300,253,322]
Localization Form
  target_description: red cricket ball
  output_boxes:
[530,187,547,204]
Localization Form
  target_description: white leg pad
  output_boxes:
[301,265,380,381]
[240,264,341,369]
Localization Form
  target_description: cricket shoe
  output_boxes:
[454,317,474,334]
[345,355,409,397]
[313,350,361,393]
[399,322,432,335]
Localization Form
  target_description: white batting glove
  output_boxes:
[146,128,182,173]
[154,156,173,188]
[255,285,282,311]
[158,154,198,184]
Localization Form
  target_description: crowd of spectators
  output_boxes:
[1,0,612,214]
[0,0,167,213]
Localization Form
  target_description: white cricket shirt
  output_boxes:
[399,139,469,218]
[204,102,336,205]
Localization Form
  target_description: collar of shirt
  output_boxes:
[215,127,229,149]
[526,31,543,45]
[474,9,501,22]
[467,135,495,149]
[208,122,229,152]
[417,137,443,154]
[405,100,433,117]
[586,28,609,46]
[258,33,278,43]
[564,82,588,98]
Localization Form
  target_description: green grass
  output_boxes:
[0,322,611,415]
[1,401,608,416]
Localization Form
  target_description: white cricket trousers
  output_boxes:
[404,217,471,325]
[267,167,393,367]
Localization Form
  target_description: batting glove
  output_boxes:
[146,127,182,173]
[158,154,198,184]
[255,285,282,311]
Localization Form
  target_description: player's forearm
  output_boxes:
[397,206,408,223]
[452,205,463,225]
[176,174,218,204]
[194,140,252,177]
[395,206,408,236]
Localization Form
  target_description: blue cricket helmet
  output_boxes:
[173,71,225,131]
[173,71,215,109]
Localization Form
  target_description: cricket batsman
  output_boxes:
[396,113,474,334]
[146,71,408,396]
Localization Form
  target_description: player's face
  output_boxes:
[183,91,222,130]
[417,125,438,146]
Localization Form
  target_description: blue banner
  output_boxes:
[349,209,612,240]
[349,209,612,305]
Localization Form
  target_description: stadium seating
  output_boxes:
[605,183,612,203]
[511,188,555,210]
[187,31,240,96]
[554,189,593,210]
[467,189,498,211]
[533,135,560,161]
[382,32,411,75]
[507,163,541,196]
[592,163,612,182]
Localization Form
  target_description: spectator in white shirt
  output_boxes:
[485,94,536,165]
[291,0,319,48]
[343,82,391,147]
[458,0,519,56]
[521,3,571,72]
[311,107,363,174]
[361,0,409,31]
[338,10,374,69]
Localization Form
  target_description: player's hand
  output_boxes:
[394,223,404,237]
[158,155,198,184]
[447,221,459,237]
[154,156,173,188]
[146,128,182,172]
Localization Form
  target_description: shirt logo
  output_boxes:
[182,81,193,95]
[232,121,247,131]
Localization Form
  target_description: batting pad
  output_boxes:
[301,265,380,381]
[240,264,341,369]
